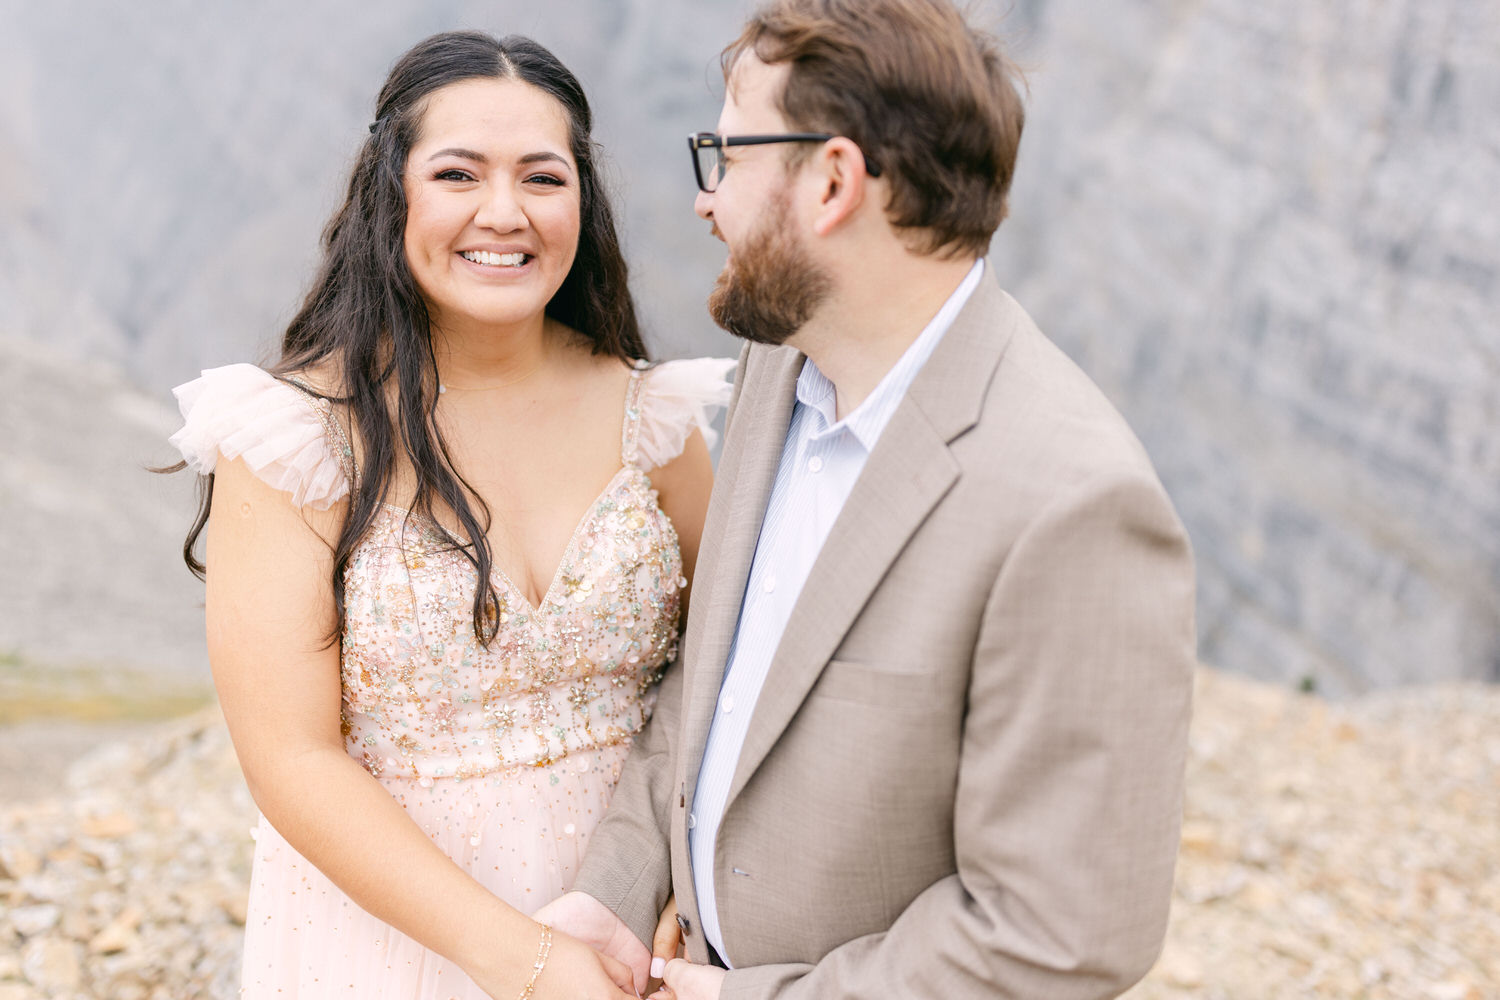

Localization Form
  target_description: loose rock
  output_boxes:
[1,673,1496,998]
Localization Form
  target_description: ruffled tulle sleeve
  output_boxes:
[167,363,354,510]
[632,357,737,470]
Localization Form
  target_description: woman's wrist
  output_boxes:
[516,922,552,999]
[454,905,546,996]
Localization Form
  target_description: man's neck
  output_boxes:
[790,253,979,421]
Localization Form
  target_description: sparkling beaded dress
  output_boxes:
[169,358,734,999]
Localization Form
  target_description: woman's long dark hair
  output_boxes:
[178,31,645,643]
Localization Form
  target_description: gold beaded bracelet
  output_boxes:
[517,922,552,1000]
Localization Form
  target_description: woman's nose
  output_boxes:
[475,184,527,232]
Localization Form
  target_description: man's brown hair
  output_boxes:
[724,0,1025,258]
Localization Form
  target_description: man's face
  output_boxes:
[698,55,831,344]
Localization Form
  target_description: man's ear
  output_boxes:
[808,137,874,238]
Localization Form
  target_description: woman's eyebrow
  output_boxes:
[518,151,571,170]
[422,149,571,170]
[426,147,487,163]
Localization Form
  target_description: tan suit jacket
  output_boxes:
[574,273,1196,999]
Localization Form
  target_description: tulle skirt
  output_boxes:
[238,742,628,998]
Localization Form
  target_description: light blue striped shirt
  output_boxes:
[688,259,985,963]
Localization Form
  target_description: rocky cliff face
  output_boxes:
[0,337,205,682]
[2,1,1495,694]
[990,0,1500,693]
[0,0,748,681]
[0,0,745,389]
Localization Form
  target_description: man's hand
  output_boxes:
[534,892,651,994]
[652,957,725,1000]
[649,894,682,985]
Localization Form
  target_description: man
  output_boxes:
[538,1,1196,996]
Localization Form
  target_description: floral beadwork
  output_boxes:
[340,370,684,779]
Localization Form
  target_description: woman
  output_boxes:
[167,31,731,999]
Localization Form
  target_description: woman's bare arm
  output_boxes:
[204,455,632,999]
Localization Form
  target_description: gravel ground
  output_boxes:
[0,722,159,805]
[1,667,1496,999]
[1125,670,1499,1000]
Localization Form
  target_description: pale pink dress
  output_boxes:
[170,357,734,999]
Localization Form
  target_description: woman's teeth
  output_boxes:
[461,250,528,267]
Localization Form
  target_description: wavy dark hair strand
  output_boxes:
[173,31,645,646]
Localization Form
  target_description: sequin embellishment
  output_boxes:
[340,371,681,779]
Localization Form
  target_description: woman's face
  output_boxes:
[403,77,581,336]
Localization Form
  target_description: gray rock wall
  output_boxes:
[992,1,1500,693]
[0,0,748,387]
[2,1,1495,695]
[0,336,205,679]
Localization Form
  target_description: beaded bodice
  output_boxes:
[168,356,734,781]
[340,372,686,781]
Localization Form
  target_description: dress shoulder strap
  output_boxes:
[626,357,737,470]
[283,377,361,493]
[619,361,650,467]
[167,364,355,510]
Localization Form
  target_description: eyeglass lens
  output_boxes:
[694,143,724,192]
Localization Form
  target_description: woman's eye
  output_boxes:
[526,173,565,187]
[434,169,475,182]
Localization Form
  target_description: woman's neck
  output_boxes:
[430,313,554,391]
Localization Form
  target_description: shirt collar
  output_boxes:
[795,258,985,451]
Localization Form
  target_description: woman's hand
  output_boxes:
[650,894,682,987]
[533,891,651,993]
[523,926,637,1000]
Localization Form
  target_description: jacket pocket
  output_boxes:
[809,657,946,707]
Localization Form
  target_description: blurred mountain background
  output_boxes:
[1,0,1496,712]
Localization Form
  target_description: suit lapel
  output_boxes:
[679,344,804,792]
[724,272,1019,807]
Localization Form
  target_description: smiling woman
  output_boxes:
[403,77,582,337]
[159,29,733,1000]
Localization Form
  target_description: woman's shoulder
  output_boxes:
[631,356,737,470]
[167,363,355,510]
[278,360,347,400]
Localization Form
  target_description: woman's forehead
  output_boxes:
[413,77,573,160]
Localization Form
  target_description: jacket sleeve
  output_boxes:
[571,651,686,946]
[721,469,1197,999]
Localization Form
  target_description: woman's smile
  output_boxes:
[402,76,581,335]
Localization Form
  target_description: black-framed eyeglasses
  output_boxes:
[687,131,882,193]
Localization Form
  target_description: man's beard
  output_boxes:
[707,190,830,345]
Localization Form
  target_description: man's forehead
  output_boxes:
[721,53,790,130]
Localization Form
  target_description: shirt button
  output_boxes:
[721,695,735,714]
[808,455,824,473]
[763,576,776,594]
[687,813,698,829]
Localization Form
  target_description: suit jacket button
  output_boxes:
[676,913,692,936]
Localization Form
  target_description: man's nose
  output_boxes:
[693,189,713,221]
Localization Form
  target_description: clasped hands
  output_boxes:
[533,892,724,1000]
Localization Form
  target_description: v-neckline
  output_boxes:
[380,463,638,617]
[378,364,648,617]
